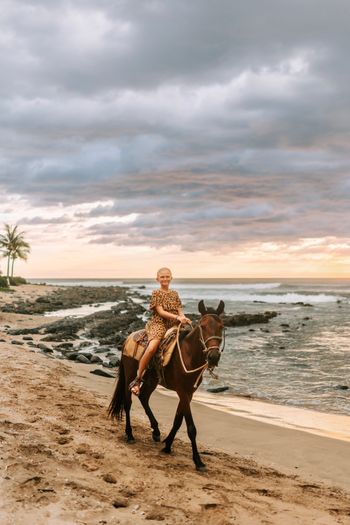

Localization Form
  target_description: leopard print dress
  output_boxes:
[145,289,182,340]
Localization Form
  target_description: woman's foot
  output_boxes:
[129,377,143,396]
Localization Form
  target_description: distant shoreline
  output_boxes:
[27,276,350,282]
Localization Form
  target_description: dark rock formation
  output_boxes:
[223,311,278,327]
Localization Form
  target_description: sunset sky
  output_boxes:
[1,0,350,278]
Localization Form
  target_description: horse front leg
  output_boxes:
[184,407,205,471]
[139,371,161,442]
[163,394,205,470]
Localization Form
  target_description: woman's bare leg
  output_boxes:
[130,338,160,395]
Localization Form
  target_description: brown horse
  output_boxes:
[108,299,225,470]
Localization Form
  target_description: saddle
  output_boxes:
[122,325,191,367]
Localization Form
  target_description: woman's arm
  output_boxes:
[155,305,191,324]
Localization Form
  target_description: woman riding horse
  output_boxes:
[108,290,225,470]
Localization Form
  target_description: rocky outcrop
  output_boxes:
[1,285,130,314]
[223,311,278,327]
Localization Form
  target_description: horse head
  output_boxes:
[197,300,225,368]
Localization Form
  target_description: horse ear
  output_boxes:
[216,300,225,316]
[198,300,207,315]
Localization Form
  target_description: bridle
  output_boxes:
[176,313,225,388]
[198,313,226,356]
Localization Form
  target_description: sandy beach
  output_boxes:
[1,286,350,525]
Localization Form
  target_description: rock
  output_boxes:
[91,345,112,354]
[336,385,349,390]
[78,341,92,349]
[0,338,6,342]
[90,369,115,378]
[280,323,290,328]
[11,340,24,345]
[57,436,72,445]
[90,355,104,364]
[223,311,278,327]
[108,356,120,367]
[56,342,74,349]
[8,327,40,335]
[35,296,50,303]
[207,386,229,393]
[66,352,80,360]
[76,355,91,364]
[103,473,117,484]
[41,346,54,353]
[40,334,66,342]
[37,343,52,351]
[78,352,93,359]
[22,336,33,341]
[112,498,128,508]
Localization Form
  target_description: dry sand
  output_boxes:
[1,286,350,524]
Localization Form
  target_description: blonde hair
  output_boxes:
[157,267,172,278]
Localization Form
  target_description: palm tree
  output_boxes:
[0,224,30,285]
[11,243,30,277]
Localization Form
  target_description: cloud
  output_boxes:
[0,0,349,255]
[18,215,71,225]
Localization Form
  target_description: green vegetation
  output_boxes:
[0,224,31,286]
[9,276,27,286]
[0,276,9,289]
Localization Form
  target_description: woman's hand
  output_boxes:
[177,314,191,325]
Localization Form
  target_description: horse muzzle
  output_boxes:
[207,348,221,368]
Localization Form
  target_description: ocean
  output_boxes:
[29,278,350,417]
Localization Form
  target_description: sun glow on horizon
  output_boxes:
[4,235,348,280]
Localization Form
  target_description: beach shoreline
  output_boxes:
[1,284,350,523]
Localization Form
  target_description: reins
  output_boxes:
[175,314,225,388]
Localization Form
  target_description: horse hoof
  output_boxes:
[196,464,206,472]
[152,433,161,442]
[161,446,172,454]
[126,436,135,444]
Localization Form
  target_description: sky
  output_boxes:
[1,0,350,278]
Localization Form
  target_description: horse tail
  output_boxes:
[108,357,126,421]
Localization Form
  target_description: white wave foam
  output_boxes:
[243,293,341,304]
[176,282,282,291]
[132,284,341,304]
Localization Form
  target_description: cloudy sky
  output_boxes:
[1,0,350,278]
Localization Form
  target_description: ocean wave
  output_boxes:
[131,282,282,294]
[241,292,341,304]
[132,285,341,304]
[177,282,282,291]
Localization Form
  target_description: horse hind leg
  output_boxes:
[162,413,183,454]
[139,371,160,442]
[124,387,135,443]
[162,401,184,454]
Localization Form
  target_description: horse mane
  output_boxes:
[204,306,218,314]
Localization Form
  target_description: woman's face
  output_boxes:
[157,270,172,287]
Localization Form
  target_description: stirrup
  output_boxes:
[129,377,143,396]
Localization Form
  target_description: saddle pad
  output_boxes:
[122,326,179,365]
[123,332,148,361]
